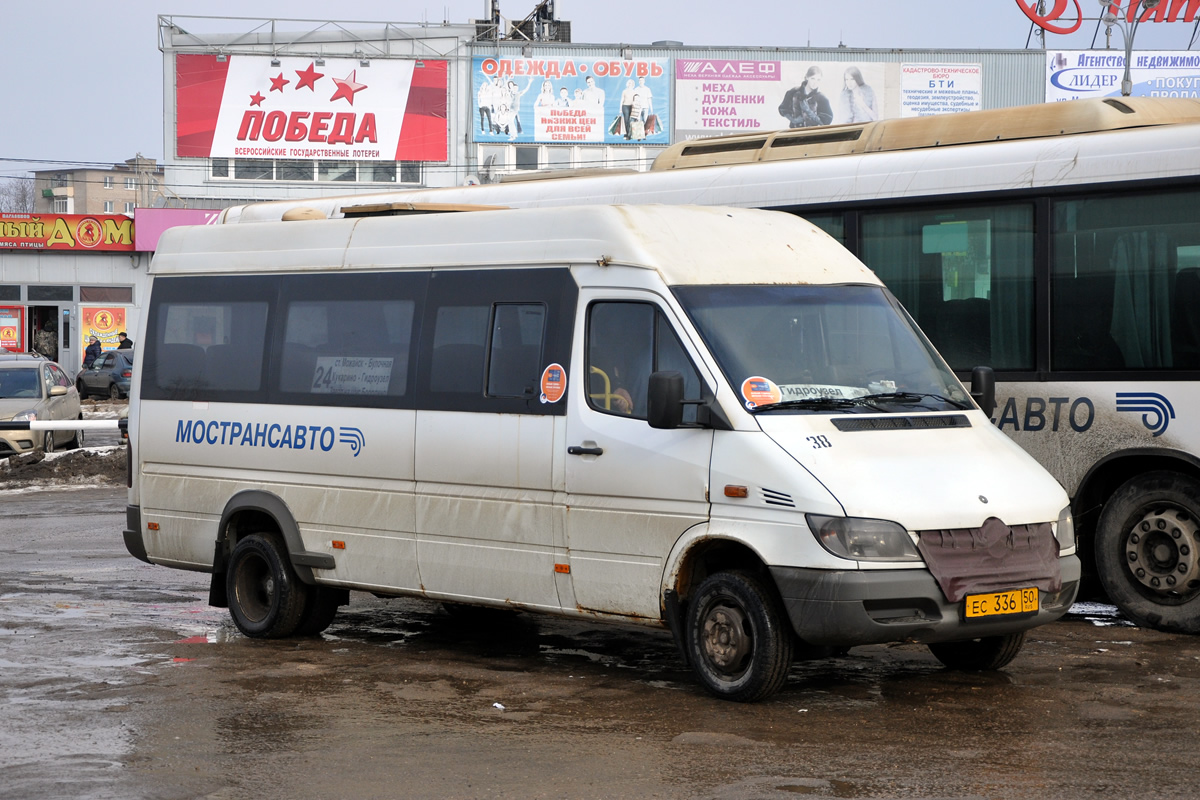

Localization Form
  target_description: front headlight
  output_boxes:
[10,409,37,422]
[807,515,923,562]
[1054,506,1076,553]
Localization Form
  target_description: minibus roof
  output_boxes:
[151,204,879,288]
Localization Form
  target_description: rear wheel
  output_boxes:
[1095,472,1200,633]
[685,570,794,702]
[928,632,1025,670]
[226,533,309,638]
[108,383,121,400]
[66,413,84,450]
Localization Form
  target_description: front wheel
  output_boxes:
[928,632,1025,670]
[685,570,794,702]
[41,431,55,455]
[1095,471,1200,633]
[226,533,309,638]
[294,587,341,636]
[76,381,88,400]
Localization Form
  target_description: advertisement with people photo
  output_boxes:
[675,60,887,140]
[472,57,669,144]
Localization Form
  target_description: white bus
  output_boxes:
[125,204,1077,701]
[223,97,1200,634]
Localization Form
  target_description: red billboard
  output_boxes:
[176,54,448,162]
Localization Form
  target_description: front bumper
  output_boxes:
[0,431,37,456]
[770,555,1080,647]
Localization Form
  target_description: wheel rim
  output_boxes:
[233,552,275,623]
[109,384,120,400]
[1124,506,1200,599]
[699,598,753,679]
[43,432,54,454]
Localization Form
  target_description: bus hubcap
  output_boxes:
[1125,507,1200,596]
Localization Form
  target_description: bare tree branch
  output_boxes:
[0,177,35,213]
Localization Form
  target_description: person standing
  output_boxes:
[839,66,878,123]
[477,76,497,134]
[33,320,57,361]
[117,332,133,350]
[778,66,833,128]
[83,335,102,369]
[619,79,636,139]
[582,75,605,108]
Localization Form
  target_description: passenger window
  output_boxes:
[862,203,1034,372]
[587,302,703,421]
[487,303,545,397]
[156,301,268,394]
[279,299,416,397]
[1052,190,1200,371]
[429,306,489,394]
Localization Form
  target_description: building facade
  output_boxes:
[32,157,164,216]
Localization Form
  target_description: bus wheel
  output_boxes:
[1095,471,1200,633]
[295,587,341,636]
[928,632,1025,670]
[685,570,793,702]
[226,533,308,638]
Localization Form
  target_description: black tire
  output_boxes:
[42,431,55,455]
[1095,471,1200,633]
[685,570,794,702]
[108,383,121,400]
[295,587,341,636]
[76,381,88,400]
[928,632,1025,670]
[66,413,84,450]
[226,533,310,638]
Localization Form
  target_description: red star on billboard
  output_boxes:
[295,62,324,91]
[330,70,368,105]
[270,73,290,92]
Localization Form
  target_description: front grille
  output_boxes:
[831,414,971,432]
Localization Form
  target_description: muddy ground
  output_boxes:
[0,399,126,488]
[4,485,1200,799]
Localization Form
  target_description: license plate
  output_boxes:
[964,587,1039,619]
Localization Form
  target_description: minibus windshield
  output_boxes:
[673,284,971,413]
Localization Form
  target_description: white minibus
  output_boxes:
[124,204,1079,701]
[223,98,1200,635]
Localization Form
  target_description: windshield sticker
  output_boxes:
[540,363,566,404]
[310,356,393,395]
[741,376,782,409]
[776,384,866,401]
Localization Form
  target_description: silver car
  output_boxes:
[0,357,83,456]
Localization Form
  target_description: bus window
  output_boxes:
[1052,189,1200,371]
[487,303,546,398]
[799,213,844,245]
[861,204,1034,372]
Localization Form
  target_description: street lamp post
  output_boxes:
[1100,0,1161,96]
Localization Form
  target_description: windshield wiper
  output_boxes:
[750,397,880,413]
[857,391,971,410]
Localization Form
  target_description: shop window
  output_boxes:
[28,285,73,302]
[81,286,133,303]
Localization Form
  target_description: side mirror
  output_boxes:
[49,385,68,397]
[970,366,996,417]
[647,370,684,429]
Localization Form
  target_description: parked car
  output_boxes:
[0,358,82,456]
[77,350,133,400]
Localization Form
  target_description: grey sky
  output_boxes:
[1,0,1197,176]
